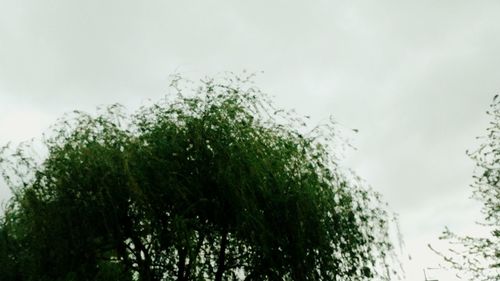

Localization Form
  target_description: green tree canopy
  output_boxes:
[0,76,399,281]
[432,96,500,281]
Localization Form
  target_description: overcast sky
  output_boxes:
[1,1,499,280]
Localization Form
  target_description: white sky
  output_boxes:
[1,1,499,280]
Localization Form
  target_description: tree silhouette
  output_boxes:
[431,96,500,281]
[0,75,399,281]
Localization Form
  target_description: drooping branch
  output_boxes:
[184,232,206,280]
[177,245,187,281]
[214,229,229,281]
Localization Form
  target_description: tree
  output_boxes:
[0,75,399,281]
[431,96,500,281]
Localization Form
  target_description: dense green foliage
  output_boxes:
[0,76,398,281]
[432,97,500,281]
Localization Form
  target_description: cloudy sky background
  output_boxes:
[1,1,499,280]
